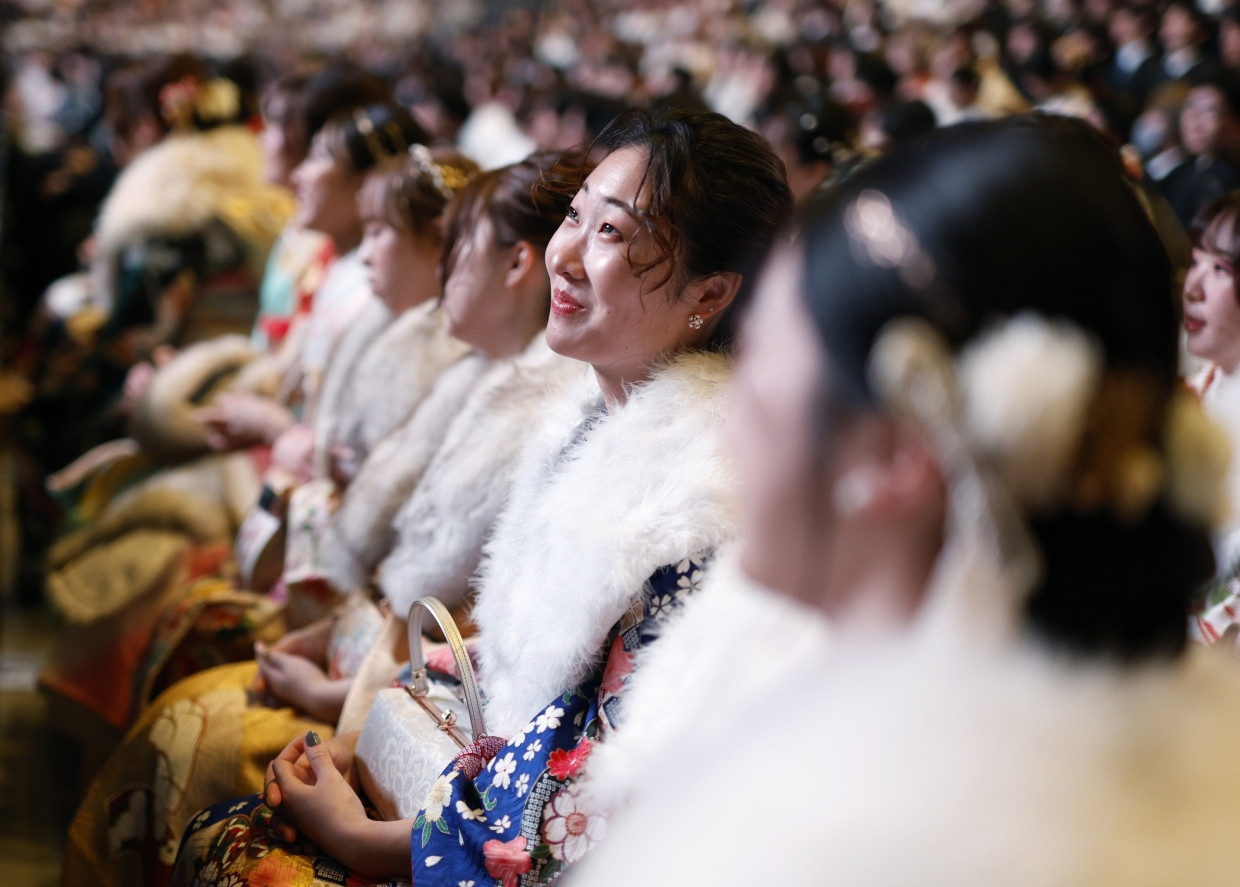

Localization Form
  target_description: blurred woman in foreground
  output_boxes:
[581,115,1240,885]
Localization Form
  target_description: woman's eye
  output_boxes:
[600,222,618,236]
[566,206,579,222]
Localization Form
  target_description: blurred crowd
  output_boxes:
[1,0,1238,597]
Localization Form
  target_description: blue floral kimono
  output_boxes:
[413,555,706,886]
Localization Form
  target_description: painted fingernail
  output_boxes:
[305,730,321,747]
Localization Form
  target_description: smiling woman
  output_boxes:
[544,109,791,405]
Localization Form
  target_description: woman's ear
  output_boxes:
[504,240,538,288]
[687,271,743,319]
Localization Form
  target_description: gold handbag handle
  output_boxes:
[407,597,487,740]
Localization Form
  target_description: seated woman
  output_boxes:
[27,54,292,486]
[171,106,794,885]
[577,115,1240,884]
[41,103,443,734]
[250,150,588,726]
[1179,192,1240,645]
[59,131,474,887]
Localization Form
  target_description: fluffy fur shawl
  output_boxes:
[471,350,739,739]
[1194,363,1240,577]
[582,636,1240,887]
[319,350,492,594]
[311,298,469,480]
[92,125,292,307]
[376,336,583,615]
[128,334,260,463]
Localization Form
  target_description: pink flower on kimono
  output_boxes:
[599,635,635,696]
[246,853,302,887]
[541,785,606,864]
[483,835,532,887]
[547,738,594,781]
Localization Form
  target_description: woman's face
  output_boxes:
[1184,241,1240,371]
[731,246,831,600]
[290,133,364,242]
[357,193,441,315]
[544,145,698,382]
[441,214,516,348]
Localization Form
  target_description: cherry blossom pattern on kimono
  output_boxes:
[412,554,709,886]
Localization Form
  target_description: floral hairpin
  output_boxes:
[159,77,239,131]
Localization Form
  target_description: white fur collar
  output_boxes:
[378,335,582,615]
[320,350,493,594]
[471,350,739,739]
[129,334,258,462]
[312,299,468,479]
[92,126,291,306]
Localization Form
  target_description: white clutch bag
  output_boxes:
[354,597,490,822]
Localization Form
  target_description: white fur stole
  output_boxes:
[378,335,583,614]
[471,350,739,739]
[319,350,492,594]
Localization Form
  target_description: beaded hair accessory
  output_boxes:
[409,143,471,200]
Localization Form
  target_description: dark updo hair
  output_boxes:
[317,103,429,174]
[360,147,480,238]
[442,149,590,283]
[263,62,389,165]
[795,114,1213,660]
[588,106,795,350]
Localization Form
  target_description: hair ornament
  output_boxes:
[353,109,389,162]
[159,77,240,131]
[844,189,935,289]
[957,313,1104,512]
[408,143,470,201]
[870,311,1232,532]
[869,316,1042,629]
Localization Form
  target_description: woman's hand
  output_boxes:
[254,649,351,722]
[195,390,294,450]
[270,423,316,482]
[271,730,416,879]
[258,613,336,663]
[264,730,360,813]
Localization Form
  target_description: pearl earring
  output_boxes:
[688,313,704,330]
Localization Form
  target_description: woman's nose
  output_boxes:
[547,224,584,281]
[1185,265,1205,299]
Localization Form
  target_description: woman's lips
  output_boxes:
[1184,315,1205,333]
[551,289,584,317]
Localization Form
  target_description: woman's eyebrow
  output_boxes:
[580,181,642,222]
